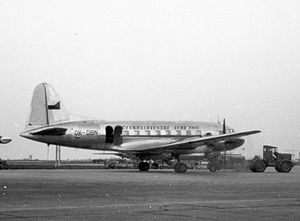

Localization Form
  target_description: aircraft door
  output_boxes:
[113,125,123,146]
[105,126,114,144]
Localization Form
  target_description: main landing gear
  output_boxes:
[174,162,188,173]
[138,161,150,171]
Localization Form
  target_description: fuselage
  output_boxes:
[21,120,241,155]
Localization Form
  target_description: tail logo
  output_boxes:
[48,102,61,110]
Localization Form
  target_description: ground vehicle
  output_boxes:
[207,154,246,172]
[250,145,294,173]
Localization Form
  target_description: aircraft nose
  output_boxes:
[20,131,31,139]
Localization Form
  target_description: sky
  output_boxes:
[0,0,300,160]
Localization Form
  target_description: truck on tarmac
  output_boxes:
[207,154,246,172]
[250,145,294,173]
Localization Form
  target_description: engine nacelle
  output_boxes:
[213,138,245,152]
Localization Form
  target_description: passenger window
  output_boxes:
[156,130,161,136]
[165,130,171,135]
[176,130,181,135]
[186,130,192,136]
[145,130,151,136]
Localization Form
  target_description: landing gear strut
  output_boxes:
[138,161,150,171]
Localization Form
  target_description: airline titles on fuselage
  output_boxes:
[73,124,223,137]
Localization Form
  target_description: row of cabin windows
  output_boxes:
[122,130,202,136]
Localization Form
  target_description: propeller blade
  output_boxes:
[222,118,227,169]
[222,118,226,134]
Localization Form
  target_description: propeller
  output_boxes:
[222,118,226,134]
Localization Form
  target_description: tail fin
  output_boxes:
[25,83,70,130]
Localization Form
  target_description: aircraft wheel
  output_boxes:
[207,162,219,172]
[278,160,293,173]
[138,161,150,172]
[208,165,218,172]
[251,160,266,173]
[174,162,187,173]
[108,163,116,169]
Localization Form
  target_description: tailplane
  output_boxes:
[25,83,70,130]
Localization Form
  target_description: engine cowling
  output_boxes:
[213,138,245,152]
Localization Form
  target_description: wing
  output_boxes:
[130,130,261,153]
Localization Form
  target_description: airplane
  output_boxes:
[0,135,12,144]
[20,83,260,173]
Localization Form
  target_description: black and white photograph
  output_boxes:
[0,0,299,220]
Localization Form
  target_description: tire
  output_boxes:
[174,162,187,173]
[208,164,218,172]
[108,163,116,169]
[138,162,150,171]
[278,160,293,173]
[207,162,219,172]
[275,164,282,172]
[251,160,266,173]
[250,167,256,172]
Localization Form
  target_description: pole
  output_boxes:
[58,146,61,167]
[47,145,49,161]
[55,145,58,168]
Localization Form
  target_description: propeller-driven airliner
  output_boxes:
[20,83,260,173]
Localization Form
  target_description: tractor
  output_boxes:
[250,145,294,173]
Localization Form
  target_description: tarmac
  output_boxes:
[0,167,300,221]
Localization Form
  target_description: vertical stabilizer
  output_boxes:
[25,83,70,130]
